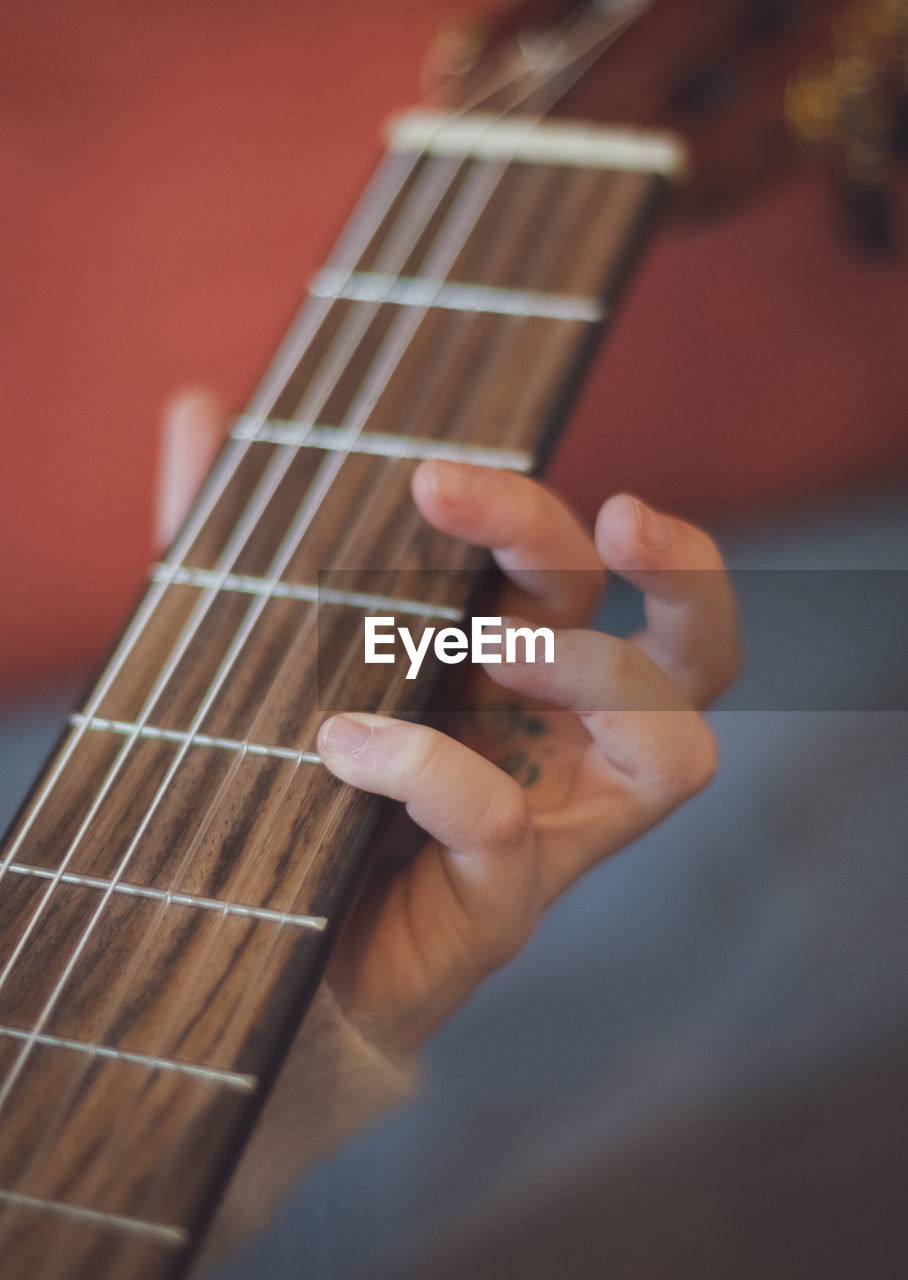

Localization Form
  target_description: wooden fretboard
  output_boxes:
[0,112,682,1278]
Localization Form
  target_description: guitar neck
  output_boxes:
[0,111,682,1278]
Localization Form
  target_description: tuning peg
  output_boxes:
[835,34,899,252]
[786,4,902,255]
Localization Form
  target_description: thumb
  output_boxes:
[153,387,226,554]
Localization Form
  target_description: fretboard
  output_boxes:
[0,111,683,1279]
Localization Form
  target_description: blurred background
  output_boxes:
[2,1,907,1276]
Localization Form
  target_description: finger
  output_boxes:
[154,387,226,553]
[412,460,604,626]
[318,712,540,961]
[595,494,740,706]
[486,626,717,803]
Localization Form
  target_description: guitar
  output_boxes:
[0,2,901,1276]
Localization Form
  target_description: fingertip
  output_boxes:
[154,385,227,552]
[318,710,401,761]
[410,460,435,515]
[161,386,227,437]
[595,493,637,556]
[415,459,484,510]
[318,712,374,760]
[596,494,674,563]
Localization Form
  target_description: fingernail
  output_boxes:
[500,615,530,662]
[633,499,672,551]
[427,460,479,506]
[320,713,373,757]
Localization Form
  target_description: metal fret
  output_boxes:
[150,564,464,621]
[311,268,606,323]
[388,110,688,176]
[1,862,327,932]
[0,1190,188,1247]
[69,714,323,766]
[232,415,535,470]
[0,1024,257,1092]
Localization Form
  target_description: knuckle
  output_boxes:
[493,471,541,543]
[704,627,743,706]
[411,726,445,783]
[594,629,630,691]
[648,714,718,805]
[688,524,726,572]
[481,779,531,852]
[682,718,719,796]
[602,635,637,695]
[463,784,539,972]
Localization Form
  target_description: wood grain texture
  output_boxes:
[0,139,665,1277]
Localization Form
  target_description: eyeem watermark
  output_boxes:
[365,616,555,680]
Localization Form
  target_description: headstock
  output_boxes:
[424,0,908,247]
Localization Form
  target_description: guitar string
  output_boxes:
[17,115,650,1280]
[17,194,604,1280]
[110,27,655,1227]
[0,2,645,1218]
[1,40,645,1259]
[47,183,637,1280]
[121,174,645,1259]
[0,15,645,1218]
